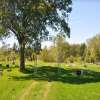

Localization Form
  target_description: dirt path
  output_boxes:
[16,81,38,100]
[41,82,52,100]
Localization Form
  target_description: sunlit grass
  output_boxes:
[0,61,100,100]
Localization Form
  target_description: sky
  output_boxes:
[0,0,100,47]
[68,0,100,44]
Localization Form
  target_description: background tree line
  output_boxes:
[40,34,100,64]
[0,34,100,64]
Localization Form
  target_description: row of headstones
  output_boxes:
[68,63,93,75]
[32,66,87,76]
[0,63,91,78]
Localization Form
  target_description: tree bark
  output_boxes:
[19,43,25,71]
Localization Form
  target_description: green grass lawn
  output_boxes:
[0,61,100,100]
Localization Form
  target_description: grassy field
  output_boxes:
[0,61,100,100]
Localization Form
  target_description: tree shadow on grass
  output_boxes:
[11,65,100,84]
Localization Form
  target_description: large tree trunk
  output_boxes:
[19,43,25,71]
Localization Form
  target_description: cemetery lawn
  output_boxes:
[0,61,100,100]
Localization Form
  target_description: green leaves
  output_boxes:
[0,0,72,42]
[86,34,100,63]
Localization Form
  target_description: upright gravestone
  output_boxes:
[76,70,83,76]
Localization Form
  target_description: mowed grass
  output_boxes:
[0,61,100,100]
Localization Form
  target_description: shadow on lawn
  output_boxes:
[11,65,100,84]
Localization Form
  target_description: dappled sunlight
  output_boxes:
[11,65,100,84]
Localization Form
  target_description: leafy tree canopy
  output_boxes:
[0,0,72,43]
